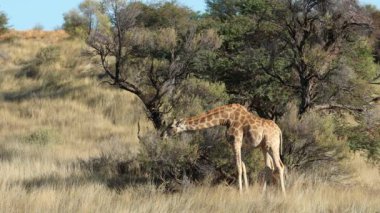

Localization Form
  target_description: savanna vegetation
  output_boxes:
[0,0,379,212]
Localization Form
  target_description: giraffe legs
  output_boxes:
[234,144,249,192]
[241,161,248,190]
[268,148,286,196]
[234,142,243,193]
[261,147,274,193]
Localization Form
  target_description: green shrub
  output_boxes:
[0,11,8,34]
[337,123,380,163]
[79,128,267,191]
[80,133,200,191]
[63,9,88,38]
[32,24,44,31]
[168,77,229,119]
[279,104,348,175]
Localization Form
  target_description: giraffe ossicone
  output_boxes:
[162,104,286,195]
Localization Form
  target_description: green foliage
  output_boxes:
[138,133,200,187]
[0,11,8,34]
[153,2,195,31]
[206,0,240,21]
[198,0,294,118]
[63,9,88,37]
[203,0,375,118]
[279,104,348,173]
[62,0,104,38]
[80,129,263,190]
[80,133,201,190]
[80,0,222,128]
[32,24,44,31]
[337,122,380,163]
[317,38,378,108]
[344,39,378,81]
[349,128,380,163]
[169,77,229,119]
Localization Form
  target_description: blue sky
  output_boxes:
[0,0,378,30]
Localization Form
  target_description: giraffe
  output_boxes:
[161,104,286,195]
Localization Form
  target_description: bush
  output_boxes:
[80,133,200,191]
[32,24,44,31]
[337,123,380,163]
[63,9,88,38]
[278,104,349,178]
[79,127,268,191]
[137,133,200,188]
[168,77,229,119]
[0,11,8,34]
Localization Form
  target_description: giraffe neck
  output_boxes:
[182,109,230,131]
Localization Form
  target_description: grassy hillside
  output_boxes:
[0,31,379,212]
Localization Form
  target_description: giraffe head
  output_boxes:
[161,119,186,138]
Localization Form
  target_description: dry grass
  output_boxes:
[0,175,379,212]
[0,30,68,42]
[0,32,379,212]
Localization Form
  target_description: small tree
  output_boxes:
[63,9,88,37]
[0,11,8,34]
[86,1,221,129]
[63,0,103,37]
[204,0,374,118]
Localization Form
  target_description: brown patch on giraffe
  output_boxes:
[235,112,241,120]
[240,116,248,124]
[200,124,208,129]
[218,112,225,119]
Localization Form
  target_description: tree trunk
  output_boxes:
[299,77,313,115]
[149,107,163,130]
[145,101,164,130]
[115,59,120,83]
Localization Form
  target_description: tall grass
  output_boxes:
[0,32,379,212]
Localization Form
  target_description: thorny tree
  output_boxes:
[86,0,221,129]
[203,0,374,119]
[259,0,373,115]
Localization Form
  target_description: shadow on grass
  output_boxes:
[78,155,149,191]
[0,82,86,102]
[0,145,15,162]
[22,174,91,191]
[19,156,148,192]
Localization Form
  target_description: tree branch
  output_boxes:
[259,63,300,90]
[313,103,364,112]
